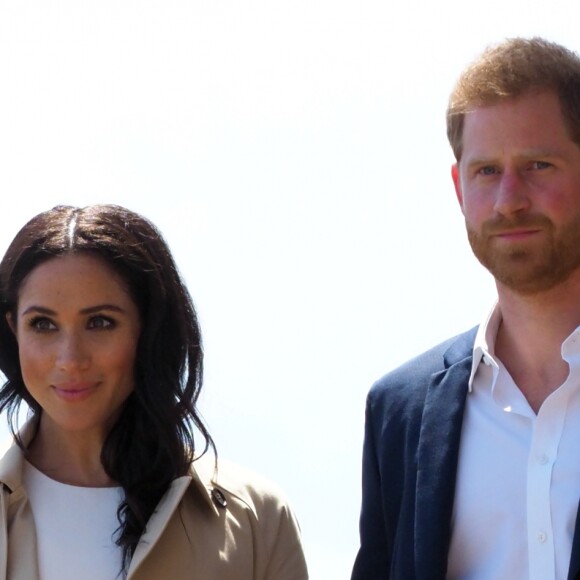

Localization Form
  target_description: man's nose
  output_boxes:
[493,169,531,216]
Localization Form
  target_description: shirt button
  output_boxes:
[539,454,550,465]
[537,532,547,543]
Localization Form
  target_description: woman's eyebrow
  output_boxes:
[21,304,126,316]
[21,305,56,316]
[79,304,126,315]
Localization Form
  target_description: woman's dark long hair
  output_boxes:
[0,204,215,572]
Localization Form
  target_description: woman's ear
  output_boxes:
[6,312,16,337]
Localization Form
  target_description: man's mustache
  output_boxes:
[480,213,552,236]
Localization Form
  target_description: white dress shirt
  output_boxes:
[447,305,580,580]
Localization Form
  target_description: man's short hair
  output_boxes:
[447,37,580,161]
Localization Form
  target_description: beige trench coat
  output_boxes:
[0,438,308,580]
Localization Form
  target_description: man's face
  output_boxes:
[452,91,580,295]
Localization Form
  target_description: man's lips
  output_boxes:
[482,214,551,241]
[492,228,542,241]
[51,382,98,401]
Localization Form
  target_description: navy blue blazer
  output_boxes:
[351,328,580,580]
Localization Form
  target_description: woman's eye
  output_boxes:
[87,316,115,330]
[28,317,56,332]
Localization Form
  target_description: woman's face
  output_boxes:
[10,254,141,439]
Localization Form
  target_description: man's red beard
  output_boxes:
[466,212,580,295]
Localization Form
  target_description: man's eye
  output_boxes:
[87,316,114,330]
[531,161,551,170]
[28,317,56,332]
[478,166,497,176]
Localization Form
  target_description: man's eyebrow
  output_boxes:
[516,148,562,159]
[21,304,127,316]
[464,149,562,168]
[462,157,499,172]
[464,157,494,168]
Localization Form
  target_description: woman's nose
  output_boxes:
[55,332,90,371]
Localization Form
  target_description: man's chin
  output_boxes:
[485,258,580,296]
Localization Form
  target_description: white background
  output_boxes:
[0,2,579,577]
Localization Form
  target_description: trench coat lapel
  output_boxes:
[0,431,40,580]
[413,349,472,579]
[126,476,193,579]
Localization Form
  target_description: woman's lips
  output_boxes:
[51,383,98,401]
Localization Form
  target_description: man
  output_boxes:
[351,38,580,580]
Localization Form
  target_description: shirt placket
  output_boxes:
[527,394,568,580]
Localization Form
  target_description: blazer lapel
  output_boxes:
[414,351,472,579]
[568,500,580,579]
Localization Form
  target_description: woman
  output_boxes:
[0,205,308,580]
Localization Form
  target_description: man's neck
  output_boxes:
[494,274,580,413]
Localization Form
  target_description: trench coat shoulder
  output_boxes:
[130,454,309,580]
[193,455,300,522]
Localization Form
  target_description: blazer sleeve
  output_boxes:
[351,394,391,579]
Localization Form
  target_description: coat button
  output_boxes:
[211,488,227,508]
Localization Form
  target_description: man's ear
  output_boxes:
[6,312,16,337]
[451,164,463,209]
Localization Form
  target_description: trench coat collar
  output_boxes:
[126,454,221,578]
[0,422,40,580]
[0,422,36,494]
[0,423,223,580]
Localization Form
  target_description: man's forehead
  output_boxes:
[461,91,567,139]
[456,91,580,168]
[462,89,559,116]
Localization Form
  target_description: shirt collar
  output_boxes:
[469,304,580,393]
[469,302,502,392]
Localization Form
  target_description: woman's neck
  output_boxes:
[26,417,116,487]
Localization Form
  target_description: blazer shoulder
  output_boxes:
[368,326,477,408]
